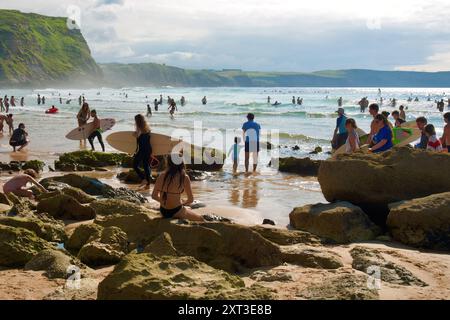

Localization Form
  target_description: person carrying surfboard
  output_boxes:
[87,110,105,152]
[77,102,91,146]
[133,114,152,189]
[152,155,204,222]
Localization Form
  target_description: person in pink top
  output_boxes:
[2,169,47,199]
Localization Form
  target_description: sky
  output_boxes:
[1,0,450,72]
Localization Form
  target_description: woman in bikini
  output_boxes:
[152,155,204,221]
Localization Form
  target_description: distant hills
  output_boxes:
[1,9,450,88]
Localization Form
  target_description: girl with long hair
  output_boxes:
[133,114,152,189]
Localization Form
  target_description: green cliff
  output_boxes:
[0,10,101,86]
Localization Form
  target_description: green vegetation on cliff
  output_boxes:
[0,10,101,86]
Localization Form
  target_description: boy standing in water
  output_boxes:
[228,137,243,173]
[441,112,450,152]
[87,110,105,152]
[415,117,428,149]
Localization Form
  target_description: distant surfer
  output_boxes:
[87,109,105,152]
[78,95,82,106]
[146,104,152,117]
[0,98,3,112]
[133,114,152,189]
[297,97,303,105]
[437,99,445,112]
[9,123,29,152]
[292,96,296,104]
[272,101,281,106]
[4,96,9,113]
[242,113,261,173]
[159,94,163,105]
[202,96,207,105]
[42,96,46,105]
[331,107,348,150]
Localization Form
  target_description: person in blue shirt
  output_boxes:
[242,113,261,173]
[332,107,348,150]
[228,137,243,174]
[414,116,428,149]
[369,114,393,153]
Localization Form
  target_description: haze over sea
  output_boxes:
[0,86,448,225]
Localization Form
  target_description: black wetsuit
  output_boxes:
[88,129,105,152]
[133,132,152,184]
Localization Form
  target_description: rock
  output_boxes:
[0,192,12,206]
[187,170,209,181]
[40,174,110,196]
[350,246,427,286]
[37,187,96,204]
[96,217,283,272]
[250,270,293,282]
[22,160,45,172]
[90,199,156,217]
[78,242,126,267]
[309,146,323,155]
[318,147,450,206]
[97,253,274,300]
[184,146,226,172]
[387,192,450,250]
[94,212,156,242]
[298,273,378,300]
[57,150,129,168]
[292,145,300,151]
[99,226,128,252]
[8,198,36,217]
[76,165,95,172]
[37,194,96,221]
[24,249,85,279]
[262,219,275,226]
[277,157,322,176]
[0,203,11,214]
[116,170,143,184]
[280,245,343,269]
[250,225,322,246]
[0,215,67,242]
[66,224,103,252]
[143,232,179,256]
[102,187,148,204]
[54,162,76,172]
[0,225,51,267]
[289,202,380,243]
[202,214,232,223]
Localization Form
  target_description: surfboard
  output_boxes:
[106,131,185,156]
[65,119,116,141]
[393,127,421,147]
[400,120,417,129]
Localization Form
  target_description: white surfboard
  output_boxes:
[66,119,116,141]
[106,131,185,156]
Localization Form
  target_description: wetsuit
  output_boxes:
[88,118,105,151]
[133,132,152,184]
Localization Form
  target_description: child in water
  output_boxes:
[344,118,360,153]
[424,124,443,152]
[228,137,243,173]
[2,169,47,199]
[9,123,29,152]
[87,110,105,152]
[441,112,450,152]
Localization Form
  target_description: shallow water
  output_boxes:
[0,86,448,225]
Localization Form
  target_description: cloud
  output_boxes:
[395,50,450,72]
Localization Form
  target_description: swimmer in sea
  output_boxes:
[2,169,47,199]
[168,100,177,118]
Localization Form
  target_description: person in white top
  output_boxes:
[424,124,443,152]
[344,118,360,154]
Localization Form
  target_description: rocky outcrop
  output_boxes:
[250,225,322,246]
[143,232,179,256]
[350,246,427,286]
[37,187,96,204]
[0,225,51,267]
[37,194,96,221]
[289,202,380,243]
[65,224,103,252]
[387,192,450,250]
[97,253,274,300]
[90,199,157,217]
[0,215,67,242]
[318,148,450,206]
[56,151,129,169]
[24,249,86,279]
[280,245,343,269]
[116,170,144,184]
[276,157,322,176]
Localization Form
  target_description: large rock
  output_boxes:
[65,224,103,252]
[0,225,51,267]
[56,150,129,168]
[37,194,96,221]
[387,192,450,250]
[276,157,322,176]
[280,245,343,269]
[40,174,109,196]
[37,187,96,204]
[89,199,157,217]
[143,232,179,256]
[22,160,45,172]
[24,249,86,279]
[97,253,274,300]
[250,225,322,246]
[289,202,380,243]
[318,147,450,206]
[0,215,67,242]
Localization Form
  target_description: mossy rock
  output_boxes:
[66,224,103,252]
[24,249,86,279]
[0,215,67,242]
[57,150,129,168]
[22,160,45,172]
[37,193,96,221]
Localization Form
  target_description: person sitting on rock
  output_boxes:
[152,155,204,222]
[344,118,360,154]
[2,169,47,199]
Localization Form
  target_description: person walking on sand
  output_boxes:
[332,107,348,150]
[2,169,47,199]
[415,116,428,149]
[87,110,105,152]
[228,137,243,174]
[369,114,393,153]
[9,123,29,152]
[152,155,204,222]
[441,112,450,152]
[133,114,152,189]
[424,124,443,152]
[202,96,207,105]
[2,114,14,135]
[242,113,261,173]
[344,118,360,153]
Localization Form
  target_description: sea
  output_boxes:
[0,87,448,225]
